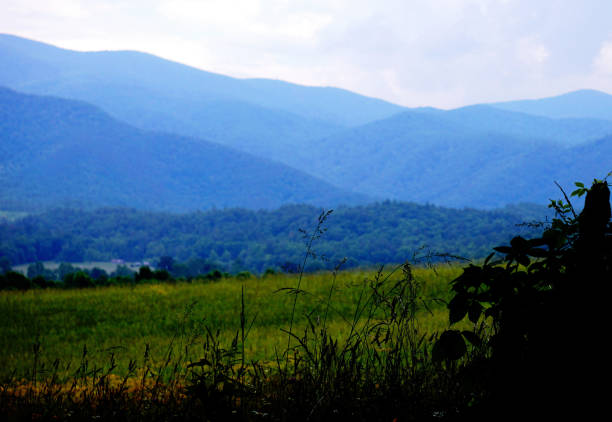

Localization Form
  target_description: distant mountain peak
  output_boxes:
[489,89,612,121]
[556,88,610,96]
[0,33,405,128]
[0,87,372,212]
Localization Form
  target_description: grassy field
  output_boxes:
[0,264,463,380]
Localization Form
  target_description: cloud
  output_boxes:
[2,0,612,107]
[4,0,91,19]
[156,0,332,46]
[516,37,550,66]
[594,41,612,75]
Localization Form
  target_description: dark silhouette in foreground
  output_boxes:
[436,178,611,419]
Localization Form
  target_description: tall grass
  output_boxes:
[0,267,460,377]
[1,263,467,420]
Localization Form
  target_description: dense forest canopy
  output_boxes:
[0,201,546,274]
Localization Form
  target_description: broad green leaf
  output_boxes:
[510,236,528,251]
[468,301,483,323]
[448,294,469,324]
[517,255,530,267]
[432,330,467,362]
[461,330,481,347]
[493,246,512,254]
[527,248,548,258]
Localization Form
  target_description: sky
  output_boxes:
[2,0,612,108]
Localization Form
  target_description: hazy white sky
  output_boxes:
[2,0,612,108]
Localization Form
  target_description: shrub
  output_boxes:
[434,177,612,417]
[0,271,31,290]
[135,266,154,282]
[64,271,95,288]
[235,271,252,280]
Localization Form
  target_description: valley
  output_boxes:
[1,31,611,422]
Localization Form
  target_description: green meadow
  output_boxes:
[0,265,462,379]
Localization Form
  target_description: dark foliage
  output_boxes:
[435,177,612,418]
[0,270,30,290]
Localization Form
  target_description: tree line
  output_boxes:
[0,257,258,291]
[0,201,546,275]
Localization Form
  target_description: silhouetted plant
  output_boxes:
[434,174,612,417]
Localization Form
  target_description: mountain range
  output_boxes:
[1,33,611,211]
[0,33,401,164]
[300,107,612,208]
[490,89,612,121]
[0,87,369,211]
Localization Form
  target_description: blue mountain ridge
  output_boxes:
[1,33,611,209]
[0,86,372,212]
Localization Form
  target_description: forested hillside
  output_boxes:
[0,87,369,211]
[2,35,612,210]
[0,202,547,272]
[0,33,403,139]
[299,108,612,208]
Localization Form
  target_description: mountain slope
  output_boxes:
[0,87,370,211]
[0,202,546,269]
[437,134,612,209]
[489,89,612,121]
[436,105,612,146]
[3,34,609,211]
[299,110,546,207]
[0,33,404,159]
[297,108,611,208]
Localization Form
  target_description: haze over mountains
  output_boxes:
[302,107,612,208]
[0,87,369,211]
[1,33,611,212]
[490,89,612,121]
[0,33,400,163]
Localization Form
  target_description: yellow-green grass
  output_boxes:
[0,265,463,379]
